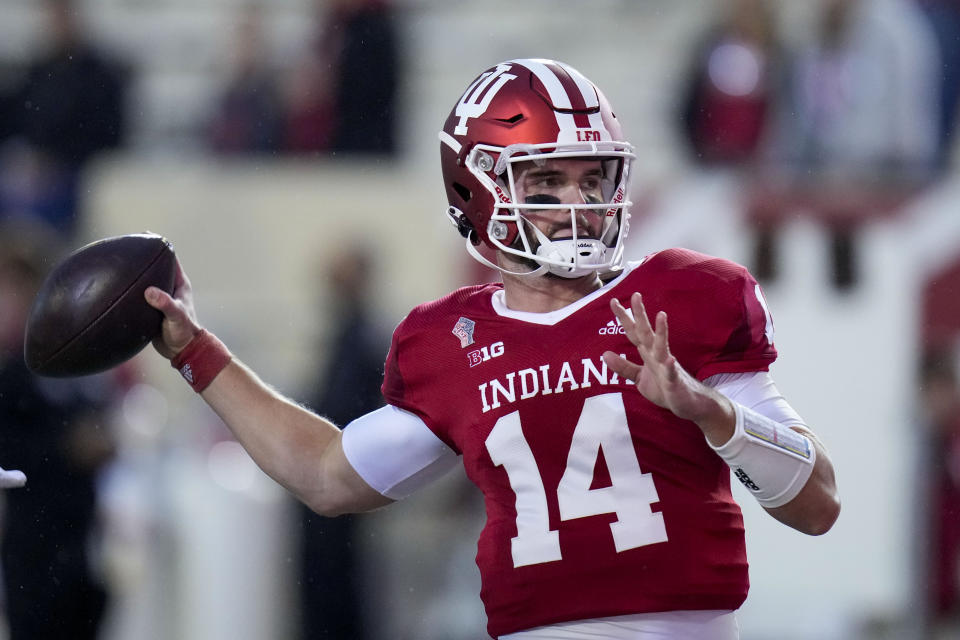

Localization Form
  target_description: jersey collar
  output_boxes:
[489,262,639,325]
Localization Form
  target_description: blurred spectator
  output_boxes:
[773,0,941,183]
[0,0,128,237]
[916,0,960,171]
[207,5,284,155]
[0,219,121,640]
[283,0,400,155]
[678,0,787,166]
[282,36,337,153]
[0,68,17,143]
[745,0,941,289]
[918,348,960,637]
[297,244,388,640]
[329,0,400,154]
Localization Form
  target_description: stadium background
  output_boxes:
[1,0,959,638]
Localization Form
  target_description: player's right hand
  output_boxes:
[144,258,202,360]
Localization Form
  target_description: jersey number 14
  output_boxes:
[485,392,668,568]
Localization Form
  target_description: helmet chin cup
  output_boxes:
[535,237,606,279]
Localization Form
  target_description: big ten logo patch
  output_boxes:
[468,341,505,367]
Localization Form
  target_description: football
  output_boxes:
[24,232,177,377]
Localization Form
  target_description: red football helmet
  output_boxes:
[439,59,635,278]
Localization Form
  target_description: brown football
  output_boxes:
[24,233,176,377]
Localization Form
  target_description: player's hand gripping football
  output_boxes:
[602,293,734,443]
[144,259,202,360]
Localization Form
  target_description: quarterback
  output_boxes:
[146,59,840,639]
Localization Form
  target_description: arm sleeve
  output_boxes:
[341,404,460,500]
[704,371,806,428]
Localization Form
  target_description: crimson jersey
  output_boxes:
[381,248,777,638]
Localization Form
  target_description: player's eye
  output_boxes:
[533,176,561,188]
[582,178,602,192]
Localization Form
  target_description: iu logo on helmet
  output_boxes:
[454,64,517,136]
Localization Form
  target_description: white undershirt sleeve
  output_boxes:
[705,371,806,427]
[341,405,460,500]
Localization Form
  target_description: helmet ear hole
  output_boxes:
[452,182,472,203]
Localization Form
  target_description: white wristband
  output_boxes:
[710,403,816,508]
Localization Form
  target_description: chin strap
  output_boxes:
[465,236,548,278]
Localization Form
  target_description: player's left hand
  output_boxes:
[602,293,726,427]
[0,466,27,488]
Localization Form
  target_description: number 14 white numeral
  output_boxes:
[485,392,668,568]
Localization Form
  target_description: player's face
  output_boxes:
[514,158,606,240]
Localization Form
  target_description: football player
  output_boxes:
[146,59,840,639]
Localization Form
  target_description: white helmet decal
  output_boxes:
[453,64,517,136]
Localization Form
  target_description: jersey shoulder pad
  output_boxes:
[638,247,753,285]
[631,248,775,378]
[383,283,498,408]
[394,282,501,337]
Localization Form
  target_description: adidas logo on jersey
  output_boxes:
[598,317,626,335]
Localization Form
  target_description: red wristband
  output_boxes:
[171,329,232,393]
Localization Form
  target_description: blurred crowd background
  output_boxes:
[0,0,959,638]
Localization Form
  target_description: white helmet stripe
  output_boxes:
[554,61,612,139]
[515,58,574,109]
[556,111,577,134]
[588,111,612,139]
[554,61,600,109]
[512,59,601,111]
[512,58,603,141]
